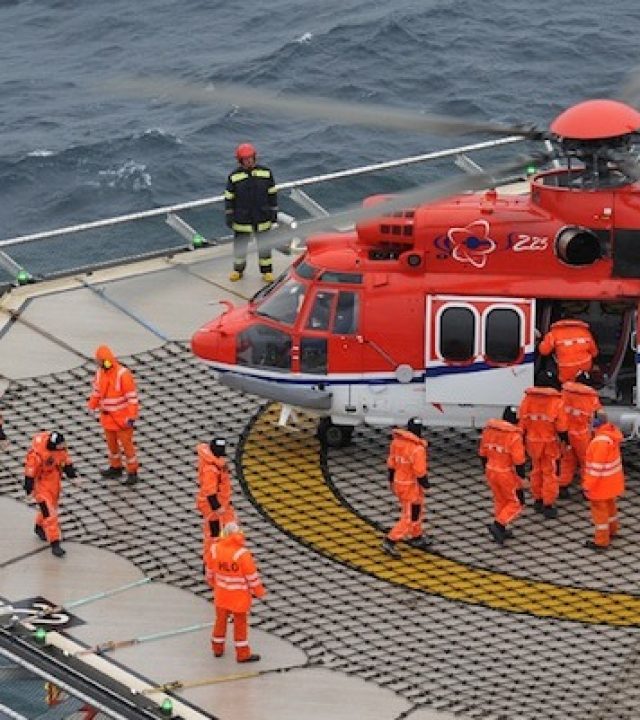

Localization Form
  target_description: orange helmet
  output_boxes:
[235,143,256,161]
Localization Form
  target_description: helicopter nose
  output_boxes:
[191,326,221,362]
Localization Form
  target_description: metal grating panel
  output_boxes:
[1,342,640,720]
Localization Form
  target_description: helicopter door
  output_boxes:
[425,295,535,406]
[299,289,362,374]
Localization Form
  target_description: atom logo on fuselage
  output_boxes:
[434,221,549,267]
[435,220,496,268]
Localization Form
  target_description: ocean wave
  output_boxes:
[26,149,56,158]
[97,159,152,191]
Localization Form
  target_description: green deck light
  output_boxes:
[526,164,537,176]
[192,233,205,249]
[16,270,31,285]
[160,698,173,716]
[34,627,47,644]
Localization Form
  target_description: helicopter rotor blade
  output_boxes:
[214,152,547,263]
[617,67,640,108]
[107,77,543,140]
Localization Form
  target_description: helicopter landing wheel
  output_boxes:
[317,418,354,449]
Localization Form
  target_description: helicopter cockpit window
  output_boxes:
[333,292,359,334]
[439,306,475,362]
[306,291,335,331]
[319,271,363,284]
[300,337,328,374]
[255,280,305,325]
[485,308,522,363]
[237,324,292,372]
[296,261,318,280]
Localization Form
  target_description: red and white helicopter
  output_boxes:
[188,91,640,446]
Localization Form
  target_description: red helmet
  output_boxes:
[235,143,256,160]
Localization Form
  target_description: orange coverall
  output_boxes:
[559,381,602,488]
[24,432,72,543]
[196,443,237,560]
[204,530,266,661]
[479,419,526,526]
[87,345,139,473]
[519,387,568,507]
[386,429,428,542]
[582,423,624,547]
[538,319,598,384]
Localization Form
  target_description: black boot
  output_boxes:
[123,472,138,485]
[488,521,506,545]
[585,540,608,552]
[238,653,261,663]
[381,538,401,559]
[533,499,544,514]
[543,505,558,519]
[34,524,46,541]
[51,541,66,558]
[558,486,571,500]
[406,536,433,550]
[100,466,123,479]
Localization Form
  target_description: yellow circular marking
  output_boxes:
[242,406,640,627]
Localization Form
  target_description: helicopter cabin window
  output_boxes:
[255,280,305,326]
[306,291,335,331]
[333,292,359,334]
[237,325,292,372]
[439,306,475,362]
[319,271,363,284]
[484,308,522,364]
[300,337,328,374]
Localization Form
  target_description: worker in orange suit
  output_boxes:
[582,414,624,550]
[204,522,266,663]
[196,437,237,563]
[479,406,526,545]
[382,418,431,559]
[518,379,568,519]
[23,431,78,557]
[87,345,139,485]
[538,318,598,384]
[559,373,601,499]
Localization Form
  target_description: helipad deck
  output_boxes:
[0,244,639,720]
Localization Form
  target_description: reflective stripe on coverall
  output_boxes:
[87,345,139,473]
[386,428,428,542]
[582,423,624,547]
[205,531,266,661]
[479,419,526,526]
[196,442,237,560]
[559,381,601,488]
[519,386,568,506]
[24,432,72,543]
[538,319,598,384]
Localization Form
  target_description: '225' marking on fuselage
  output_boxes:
[509,234,548,252]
